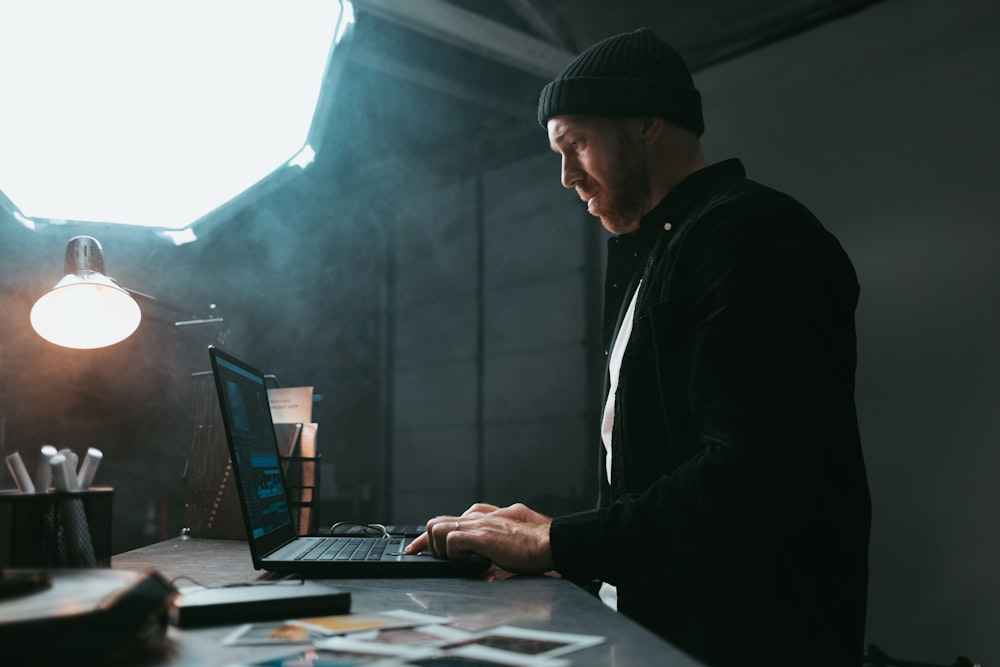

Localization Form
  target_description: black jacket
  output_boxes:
[550,159,871,666]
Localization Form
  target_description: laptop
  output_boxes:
[208,345,488,577]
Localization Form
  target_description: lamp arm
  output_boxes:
[123,287,224,328]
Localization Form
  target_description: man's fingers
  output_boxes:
[403,504,553,574]
[404,531,429,554]
[424,515,466,557]
[405,505,499,556]
[464,502,500,516]
[492,502,548,523]
[445,526,480,560]
[405,522,464,557]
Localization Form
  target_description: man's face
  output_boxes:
[547,115,651,235]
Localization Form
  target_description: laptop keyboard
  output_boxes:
[295,537,402,561]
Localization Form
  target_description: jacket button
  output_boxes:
[664,222,672,231]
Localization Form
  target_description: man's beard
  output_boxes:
[584,132,650,235]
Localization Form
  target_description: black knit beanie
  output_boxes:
[537,27,704,136]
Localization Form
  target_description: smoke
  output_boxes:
[0,11,553,549]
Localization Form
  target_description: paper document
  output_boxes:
[267,386,313,424]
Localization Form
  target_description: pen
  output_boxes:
[35,444,57,493]
[50,454,77,491]
[58,448,79,478]
[5,451,35,493]
[77,447,103,490]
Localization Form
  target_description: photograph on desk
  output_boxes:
[227,617,468,649]
[319,624,602,665]
[221,608,601,666]
[223,608,451,647]
[236,647,571,667]
[223,620,328,646]
[437,626,604,660]
[293,609,451,637]
[325,623,474,647]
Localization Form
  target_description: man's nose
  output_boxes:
[561,156,581,189]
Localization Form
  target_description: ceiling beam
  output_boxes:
[503,0,574,51]
[348,48,534,119]
[352,0,574,79]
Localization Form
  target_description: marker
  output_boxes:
[35,445,57,493]
[76,448,103,490]
[58,448,79,479]
[5,452,35,493]
[50,454,77,491]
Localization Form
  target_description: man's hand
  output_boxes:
[404,502,555,575]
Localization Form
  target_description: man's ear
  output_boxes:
[639,117,665,145]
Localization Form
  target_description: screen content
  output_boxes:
[218,358,293,539]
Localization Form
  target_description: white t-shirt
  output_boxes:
[597,280,642,612]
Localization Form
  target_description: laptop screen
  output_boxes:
[210,346,297,558]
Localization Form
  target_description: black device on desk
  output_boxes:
[171,581,350,628]
[208,345,488,577]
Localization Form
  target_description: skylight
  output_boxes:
[0,0,354,234]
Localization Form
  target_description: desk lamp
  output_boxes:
[30,236,141,349]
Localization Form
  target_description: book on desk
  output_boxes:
[0,568,175,665]
[0,565,352,664]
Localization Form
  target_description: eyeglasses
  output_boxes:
[328,522,390,538]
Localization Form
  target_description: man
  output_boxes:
[406,27,871,667]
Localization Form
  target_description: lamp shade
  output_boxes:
[30,236,141,349]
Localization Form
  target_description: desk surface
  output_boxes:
[112,536,702,666]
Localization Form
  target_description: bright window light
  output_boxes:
[0,1,353,231]
[161,227,199,247]
[289,144,317,170]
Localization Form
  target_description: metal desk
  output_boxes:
[112,536,703,666]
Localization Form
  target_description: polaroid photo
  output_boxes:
[316,624,475,657]
[223,621,328,646]
[292,609,452,637]
[229,647,401,666]
[384,650,570,667]
[441,625,604,660]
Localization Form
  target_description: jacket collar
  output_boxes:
[630,158,746,243]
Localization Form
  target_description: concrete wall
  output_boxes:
[390,154,601,522]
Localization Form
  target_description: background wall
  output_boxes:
[389,157,601,524]
[0,0,997,663]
